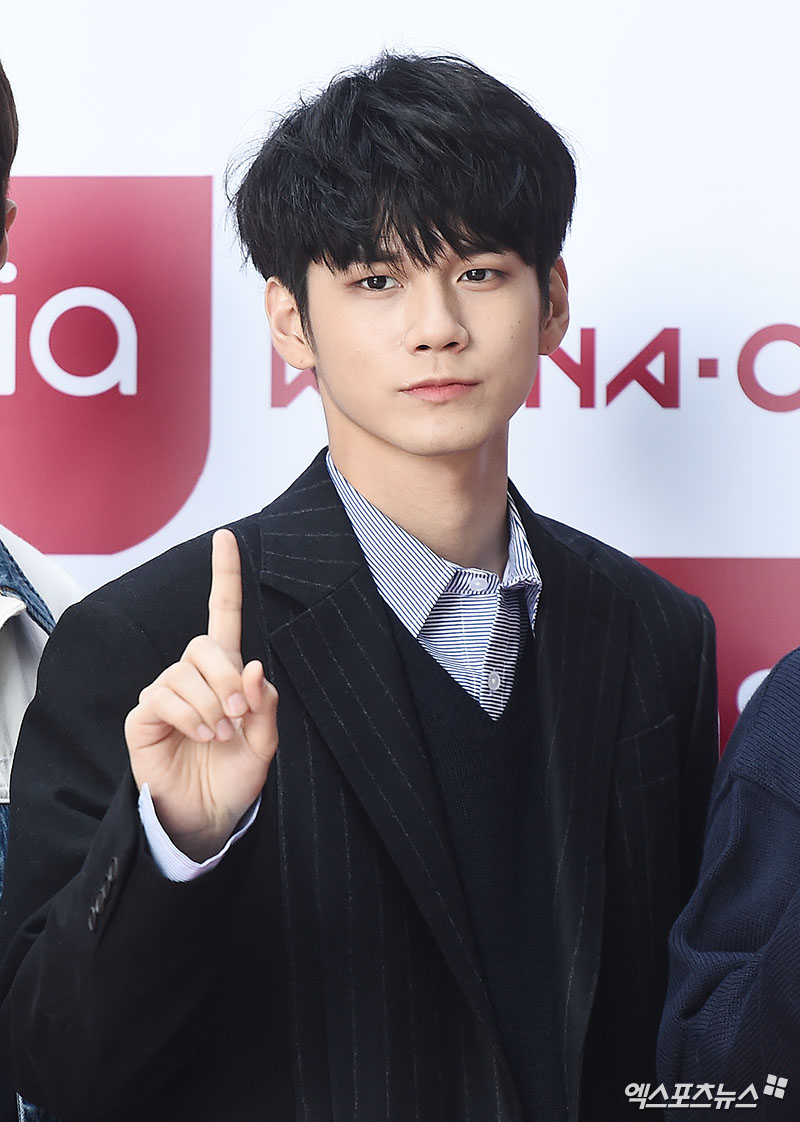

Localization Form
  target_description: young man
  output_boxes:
[0,58,83,1122]
[0,54,717,1121]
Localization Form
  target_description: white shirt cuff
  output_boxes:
[138,783,260,882]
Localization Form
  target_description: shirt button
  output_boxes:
[487,670,502,692]
[468,574,489,592]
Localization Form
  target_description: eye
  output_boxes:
[357,275,398,291]
[461,268,498,283]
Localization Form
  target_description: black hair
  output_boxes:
[233,53,576,330]
[0,59,18,199]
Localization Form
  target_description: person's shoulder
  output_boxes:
[61,511,265,657]
[43,454,332,643]
[770,646,800,685]
[95,510,264,605]
[0,522,83,619]
[526,506,709,624]
[720,647,800,804]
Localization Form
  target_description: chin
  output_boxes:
[397,433,494,460]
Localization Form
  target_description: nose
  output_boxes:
[402,277,469,355]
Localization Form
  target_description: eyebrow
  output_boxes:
[456,241,510,258]
[347,241,511,273]
[357,251,402,268]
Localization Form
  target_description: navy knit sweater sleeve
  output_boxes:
[658,647,800,1111]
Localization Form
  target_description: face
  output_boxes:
[268,243,568,478]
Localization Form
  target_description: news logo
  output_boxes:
[0,177,211,553]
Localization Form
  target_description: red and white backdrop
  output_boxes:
[2,1,798,748]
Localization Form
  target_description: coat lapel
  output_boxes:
[249,452,497,1035]
[518,495,632,1119]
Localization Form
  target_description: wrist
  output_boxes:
[139,785,261,881]
[151,799,240,863]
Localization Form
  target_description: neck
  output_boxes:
[329,438,510,576]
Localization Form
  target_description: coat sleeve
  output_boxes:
[658,648,800,1111]
[0,592,259,1122]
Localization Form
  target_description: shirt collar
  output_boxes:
[326,453,542,636]
[0,538,56,635]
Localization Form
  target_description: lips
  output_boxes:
[402,380,478,402]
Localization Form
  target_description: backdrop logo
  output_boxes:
[0,177,212,553]
[529,326,800,410]
[270,325,800,411]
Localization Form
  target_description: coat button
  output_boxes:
[88,905,98,932]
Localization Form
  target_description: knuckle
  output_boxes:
[149,682,173,711]
[185,635,208,658]
[138,675,168,707]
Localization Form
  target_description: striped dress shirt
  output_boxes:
[326,454,542,719]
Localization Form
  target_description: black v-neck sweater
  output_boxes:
[390,615,567,1121]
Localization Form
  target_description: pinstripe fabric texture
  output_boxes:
[326,453,541,718]
[242,454,717,1121]
[0,449,718,1122]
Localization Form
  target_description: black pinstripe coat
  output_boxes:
[0,451,718,1121]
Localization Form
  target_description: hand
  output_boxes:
[125,529,279,860]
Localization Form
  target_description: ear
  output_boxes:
[538,257,570,356]
[0,199,16,269]
[264,277,316,370]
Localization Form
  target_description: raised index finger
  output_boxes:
[208,528,242,656]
